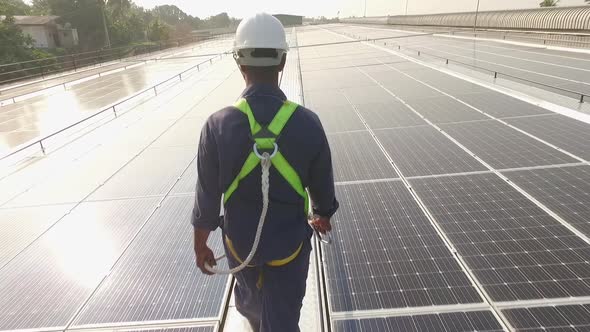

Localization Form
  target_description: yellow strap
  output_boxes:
[225,235,303,267]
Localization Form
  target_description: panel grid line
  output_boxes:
[375,60,590,166]
[336,87,512,330]
[355,56,590,248]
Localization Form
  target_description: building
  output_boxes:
[273,14,303,27]
[0,15,79,48]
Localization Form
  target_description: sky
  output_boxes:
[133,0,586,19]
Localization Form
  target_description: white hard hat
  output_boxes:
[233,13,289,67]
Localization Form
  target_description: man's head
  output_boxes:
[233,13,289,85]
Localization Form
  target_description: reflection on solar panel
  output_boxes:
[333,310,504,332]
[503,304,590,331]
[410,173,590,302]
[313,104,366,134]
[0,198,161,330]
[374,125,487,176]
[502,165,590,238]
[325,181,482,312]
[71,196,228,327]
[440,120,577,169]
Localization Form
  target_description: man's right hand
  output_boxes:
[194,228,216,275]
[310,215,332,234]
[195,245,216,275]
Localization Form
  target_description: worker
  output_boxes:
[191,12,339,332]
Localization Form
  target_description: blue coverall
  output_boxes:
[192,83,339,331]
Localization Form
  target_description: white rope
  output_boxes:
[205,152,272,275]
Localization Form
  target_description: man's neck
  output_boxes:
[244,74,279,87]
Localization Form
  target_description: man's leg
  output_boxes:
[260,239,312,332]
[226,245,263,331]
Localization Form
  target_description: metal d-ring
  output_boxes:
[253,143,278,159]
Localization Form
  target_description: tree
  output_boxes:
[148,19,170,42]
[539,0,559,7]
[0,15,34,64]
[0,0,31,15]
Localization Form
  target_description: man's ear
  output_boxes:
[278,53,287,72]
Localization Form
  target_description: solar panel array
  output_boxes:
[298,26,590,331]
[2,24,590,332]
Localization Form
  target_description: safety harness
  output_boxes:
[205,98,310,275]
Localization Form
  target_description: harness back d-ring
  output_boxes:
[253,142,278,159]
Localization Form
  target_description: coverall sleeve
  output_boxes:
[191,120,222,231]
[308,124,339,218]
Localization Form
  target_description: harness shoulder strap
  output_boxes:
[224,98,309,215]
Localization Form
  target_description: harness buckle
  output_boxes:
[253,142,278,160]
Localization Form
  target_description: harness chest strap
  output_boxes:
[223,98,310,267]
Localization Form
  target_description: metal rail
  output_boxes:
[347,34,590,103]
[0,52,226,161]
[0,34,232,87]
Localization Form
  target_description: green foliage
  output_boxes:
[147,19,170,42]
[539,0,559,7]
[0,0,30,15]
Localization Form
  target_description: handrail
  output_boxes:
[347,34,590,104]
[0,36,232,99]
[0,51,227,161]
[0,34,230,86]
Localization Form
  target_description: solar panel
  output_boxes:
[503,304,590,332]
[505,114,590,161]
[0,197,160,330]
[375,126,488,177]
[455,92,553,118]
[90,147,196,200]
[341,85,399,104]
[354,101,427,129]
[0,204,72,267]
[124,326,216,332]
[502,165,590,238]
[328,131,399,182]
[333,310,504,332]
[503,304,590,331]
[404,96,489,124]
[325,181,482,312]
[381,78,444,100]
[71,196,228,327]
[440,120,577,169]
[171,160,197,194]
[410,173,590,302]
[313,104,366,134]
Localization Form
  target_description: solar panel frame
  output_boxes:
[375,126,488,177]
[505,114,590,161]
[403,95,489,124]
[71,196,229,327]
[410,173,590,302]
[502,165,590,238]
[450,90,552,117]
[332,310,504,332]
[328,131,399,182]
[439,120,578,170]
[503,304,590,331]
[89,147,196,200]
[0,197,161,330]
[325,181,483,313]
[353,101,427,129]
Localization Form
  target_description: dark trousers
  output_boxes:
[226,239,312,332]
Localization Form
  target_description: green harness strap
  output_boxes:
[224,98,310,215]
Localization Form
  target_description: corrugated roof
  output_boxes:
[12,16,59,25]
